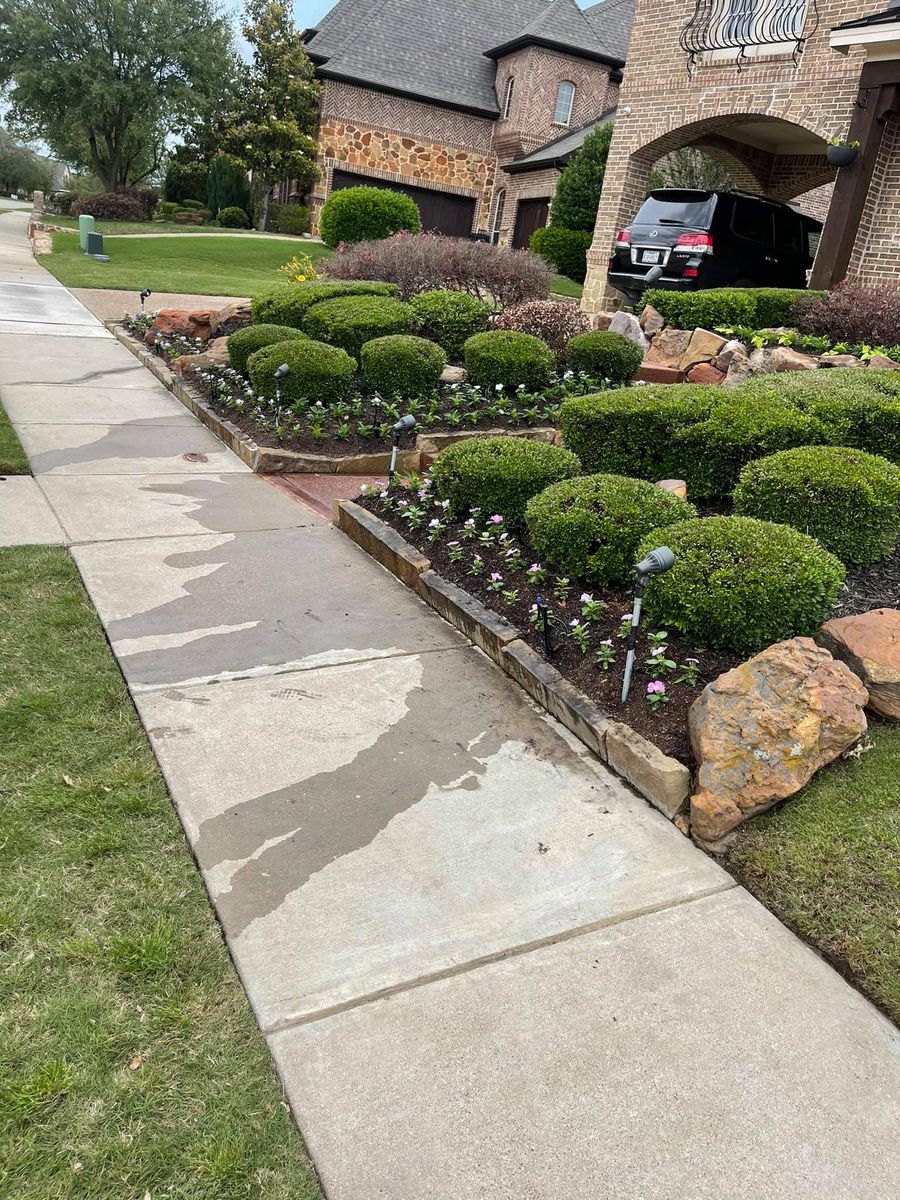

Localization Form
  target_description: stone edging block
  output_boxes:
[335,499,692,819]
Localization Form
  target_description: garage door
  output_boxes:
[331,170,476,237]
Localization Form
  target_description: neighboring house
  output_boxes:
[297,0,635,245]
[583,0,900,311]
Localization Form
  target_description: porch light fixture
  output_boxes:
[621,547,676,704]
[388,414,417,482]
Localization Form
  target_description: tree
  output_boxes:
[0,129,52,194]
[163,160,209,205]
[224,0,320,231]
[207,154,250,217]
[549,122,613,232]
[650,147,733,192]
[0,0,236,191]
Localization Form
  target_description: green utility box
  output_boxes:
[85,231,108,260]
[78,214,95,251]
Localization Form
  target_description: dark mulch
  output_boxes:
[832,544,900,618]
[358,493,741,764]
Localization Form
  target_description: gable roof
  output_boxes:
[305,0,634,117]
[504,108,617,173]
[484,0,616,63]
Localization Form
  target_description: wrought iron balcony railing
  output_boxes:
[679,0,819,71]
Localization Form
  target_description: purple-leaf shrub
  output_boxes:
[321,231,553,307]
[492,299,590,356]
[791,281,900,348]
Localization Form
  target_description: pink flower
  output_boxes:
[599,639,613,646]
[489,514,504,524]
[580,593,593,603]
[527,563,541,573]
[490,572,502,581]
[647,681,666,695]
[428,518,440,527]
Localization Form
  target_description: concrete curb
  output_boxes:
[335,499,692,819]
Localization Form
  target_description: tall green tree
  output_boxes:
[650,147,732,192]
[549,122,613,232]
[207,154,251,216]
[224,0,319,231]
[0,0,236,190]
[0,129,52,193]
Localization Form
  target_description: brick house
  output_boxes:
[582,0,900,311]
[297,0,634,245]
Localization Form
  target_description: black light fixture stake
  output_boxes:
[620,546,676,703]
[139,288,152,314]
[535,595,569,659]
[273,362,290,410]
[388,414,417,484]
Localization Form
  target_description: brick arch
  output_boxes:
[629,110,832,166]
[684,140,767,194]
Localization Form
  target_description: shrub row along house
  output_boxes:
[292,0,634,246]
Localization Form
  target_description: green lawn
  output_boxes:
[0,546,323,1199]
[550,274,584,298]
[44,214,307,238]
[40,232,334,296]
[726,721,900,1024]
[1,400,29,473]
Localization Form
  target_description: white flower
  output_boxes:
[495,383,504,392]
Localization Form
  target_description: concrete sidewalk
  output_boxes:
[3,210,899,1198]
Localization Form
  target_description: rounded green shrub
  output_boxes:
[637,516,845,653]
[227,324,308,374]
[560,385,714,479]
[566,330,644,385]
[251,281,398,328]
[303,295,415,358]
[430,435,580,527]
[247,338,356,408]
[674,397,819,499]
[216,205,249,228]
[408,290,491,359]
[642,287,756,329]
[360,334,446,396]
[319,186,421,248]
[529,226,592,283]
[733,445,900,566]
[525,474,696,586]
[462,330,555,392]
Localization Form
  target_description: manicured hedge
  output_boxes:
[246,338,356,408]
[227,324,308,374]
[319,185,421,248]
[642,287,825,331]
[560,385,714,479]
[525,473,695,586]
[733,445,900,566]
[408,290,491,359]
[566,330,643,385]
[462,330,555,392]
[216,205,249,228]
[529,226,593,283]
[251,281,398,328]
[360,334,446,397]
[637,516,845,652]
[302,295,416,358]
[429,435,580,527]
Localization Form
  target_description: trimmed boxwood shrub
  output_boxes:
[408,289,491,359]
[227,324,308,373]
[216,205,249,228]
[566,330,643,385]
[319,185,422,248]
[744,287,822,327]
[360,335,446,397]
[430,435,580,527]
[525,473,696,586]
[637,516,845,652]
[463,330,555,392]
[247,338,356,408]
[674,397,819,499]
[560,385,714,479]
[733,445,900,566]
[642,287,755,330]
[303,295,415,358]
[251,281,398,328]
[529,226,592,283]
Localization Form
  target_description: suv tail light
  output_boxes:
[675,231,713,254]
[615,228,631,248]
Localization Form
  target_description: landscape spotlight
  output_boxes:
[620,546,676,703]
[139,288,152,313]
[388,414,417,483]
[273,363,290,407]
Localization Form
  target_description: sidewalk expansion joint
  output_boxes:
[262,880,740,1035]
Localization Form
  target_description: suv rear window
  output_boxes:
[633,192,715,228]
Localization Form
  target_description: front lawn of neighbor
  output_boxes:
[551,274,584,298]
[40,232,334,296]
[43,214,308,237]
[0,545,322,1199]
[726,722,900,1024]
[0,399,29,473]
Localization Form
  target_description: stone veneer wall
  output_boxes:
[581,0,878,312]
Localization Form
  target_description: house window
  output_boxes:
[502,77,515,120]
[491,190,506,243]
[554,81,575,126]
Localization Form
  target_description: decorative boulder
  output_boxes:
[151,308,213,342]
[590,311,615,331]
[819,353,860,368]
[689,637,868,844]
[678,328,726,372]
[608,310,649,355]
[645,327,692,368]
[817,608,900,720]
[441,364,467,384]
[866,354,900,370]
[173,336,230,376]
[713,339,747,372]
[770,347,818,372]
[639,304,665,336]
[686,362,725,385]
[209,300,252,339]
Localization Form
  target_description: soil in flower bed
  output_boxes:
[358,488,741,764]
[832,543,900,618]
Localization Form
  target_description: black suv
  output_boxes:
[607,188,822,304]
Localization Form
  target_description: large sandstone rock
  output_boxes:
[689,638,868,843]
[608,310,649,355]
[441,364,467,384]
[686,362,725,385]
[817,608,900,720]
[209,300,252,339]
[173,336,230,376]
[645,327,691,368]
[713,339,747,372]
[678,328,726,372]
[770,347,819,372]
[819,353,860,368]
[867,354,900,370]
[151,308,213,342]
[590,311,615,331]
[639,304,665,336]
